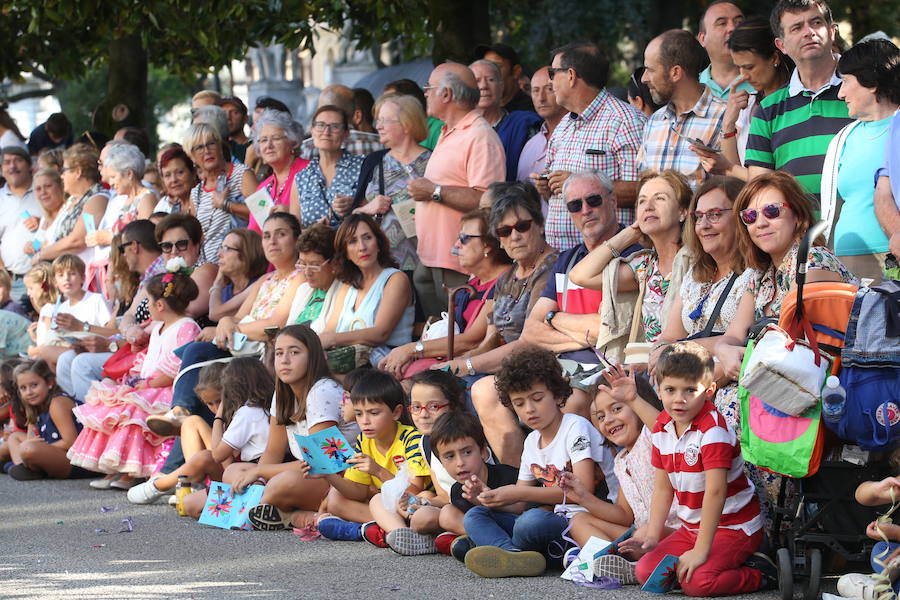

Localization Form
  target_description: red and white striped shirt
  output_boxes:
[650,401,762,535]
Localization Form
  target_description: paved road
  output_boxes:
[0,476,796,600]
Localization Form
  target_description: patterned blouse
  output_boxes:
[488,250,558,343]
[193,162,250,265]
[248,268,303,321]
[294,151,364,228]
[680,266,755,336]
[363,151,430,272]
[52,183,104,241]
[747,242,856,318]
[628,250,670,343]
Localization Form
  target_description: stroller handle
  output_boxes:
[795,220,829,318]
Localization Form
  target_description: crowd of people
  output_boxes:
[0,0,898,595]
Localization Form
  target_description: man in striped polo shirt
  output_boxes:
[635,342,774,596]
[744,0,853,207]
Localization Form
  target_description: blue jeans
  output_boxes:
[170,341,229,417]
[56,350,112,402]
[463,507,568,559]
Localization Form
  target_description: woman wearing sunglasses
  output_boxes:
[379,208,512,379]
[433,183,556,378]
[715,171,856,387]
[648,176,749,379]
[570,170,692,343]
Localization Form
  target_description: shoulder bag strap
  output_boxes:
[699,272,739,337]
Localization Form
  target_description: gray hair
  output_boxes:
[439,69,480,109]
[469,59,502,83]
[561,170,614,198]
[192,105,230,140]
[252,109,302,156]
[489,181,545,232]
[104,143,146,179]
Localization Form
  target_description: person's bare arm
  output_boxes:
[319,272,411,348]
[874,177,900,254]
[186,262,218,319]
[520,296,599,351]
[407,178,482,213]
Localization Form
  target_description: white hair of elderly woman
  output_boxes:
[104,143,146,180]
[251,109,303,155]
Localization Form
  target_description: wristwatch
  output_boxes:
[431,185,442,203]
[414,341,425,357]
[82,321,91,332]
[108,341,119,352]
[465,358,475,376]
[544,310,558,328]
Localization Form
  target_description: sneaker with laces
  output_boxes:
[248,503,293,531]
[362,521,389,548]
[434,532,457,556]
[127,478,168,504]
[592,554,638,584]
[838,573,879,600]
[564,546,582,568]
[745,551,779,591]
[317,516,363,541]
[386,527,437,556]
[451,535,474,563]
[465,546,546,578]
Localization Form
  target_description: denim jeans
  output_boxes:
[170,341,229,417]
[56,350,112,402]
[464,507,568,559]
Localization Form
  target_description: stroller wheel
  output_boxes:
[777,547,793,600]
[804,548,822,600]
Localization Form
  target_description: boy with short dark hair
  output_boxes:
[635,341,774,596]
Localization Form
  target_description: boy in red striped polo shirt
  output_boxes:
[634,341,774,596]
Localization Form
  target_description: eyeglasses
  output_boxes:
[295,258,330,273]
[408,402,450,415]
[547,67,568,80]
[457,233,482,245]
[565,193,604,213]
[312,121,345,133]
[495,219,533,238]
[60,166,71,174]
[374,118,400,128]
[117,240,136,253]
[257,134,288,146]
[693,207,732,224]
[159,239,191,253]
[190,140,219,155]
[739,202,787,225]
[219,244,240,254]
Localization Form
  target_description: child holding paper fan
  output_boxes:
[221,325,357,529]
[313,369,431,543]
[127,358,273,504]
[66,264,200,488]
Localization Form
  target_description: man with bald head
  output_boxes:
[407,62,506,319]
[300,84,383,159]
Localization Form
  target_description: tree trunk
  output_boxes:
[429,0,491,65]
[92,34,147,137]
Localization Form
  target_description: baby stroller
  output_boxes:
[740,221,887,600]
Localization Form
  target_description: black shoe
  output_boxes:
[450,535,474,563]
[745,551,778,590]
[8,463,44,481]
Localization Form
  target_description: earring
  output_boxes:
[484,251,489,257]
[774,61,779,67]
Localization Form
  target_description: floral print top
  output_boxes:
[248,268,303,321]
[747,242,856,318]
[680,266,755,336]
[628,250,670,343]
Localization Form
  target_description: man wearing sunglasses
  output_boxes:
[408,62,506,319]
[520,170,625,361]
[744,0,852,205]
[541,41,646,250]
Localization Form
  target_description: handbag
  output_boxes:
[325,318,372,374]
[230,316,265,358]
[740,323,833,416]
[101,342,137,381]
[420,312,459,341]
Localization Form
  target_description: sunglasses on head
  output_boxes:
[566,193,604,213]
[739,202,787,225]
[495,219,533,238]
[159,238,191,253]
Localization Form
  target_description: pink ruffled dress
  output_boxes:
[67,317,200,478]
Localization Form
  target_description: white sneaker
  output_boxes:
[838,573,879,600]
[127,478,167,504]
[89,474,121,489]
[592,553,638,585]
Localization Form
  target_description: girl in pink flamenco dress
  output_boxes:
[68,269,200,486]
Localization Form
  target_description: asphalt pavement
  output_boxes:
[0,476,796,600]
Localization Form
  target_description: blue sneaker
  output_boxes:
[317,516,363,541]
[2,461,14,474]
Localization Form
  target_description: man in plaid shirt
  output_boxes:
[637,30,727,189]
[536,42,646,250]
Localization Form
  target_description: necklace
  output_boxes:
[860,119,891,141]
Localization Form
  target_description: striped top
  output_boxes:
[744,68,852,204]
[651,401,762,535]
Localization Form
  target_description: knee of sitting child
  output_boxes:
[18,440,38,462]
[439,503,461,531]
[470,376,498,415]
[463,505,491,529]
[634,554,656,584]
[410,506,439,532]
[221,462,249,485]
[679,573,716,598]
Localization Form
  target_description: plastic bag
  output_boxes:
[380,463,410,512]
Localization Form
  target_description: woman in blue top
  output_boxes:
[823,40,900,283]
[318,214,414,368]
[294,105,364,228]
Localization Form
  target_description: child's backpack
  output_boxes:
[831,282,900,451]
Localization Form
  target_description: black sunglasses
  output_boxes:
[566,193,604,213]
[547,66,569,80]
[458,233,482,245]
[117,240,136,253]
[495,219,533,238]
[159,238,191,253]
